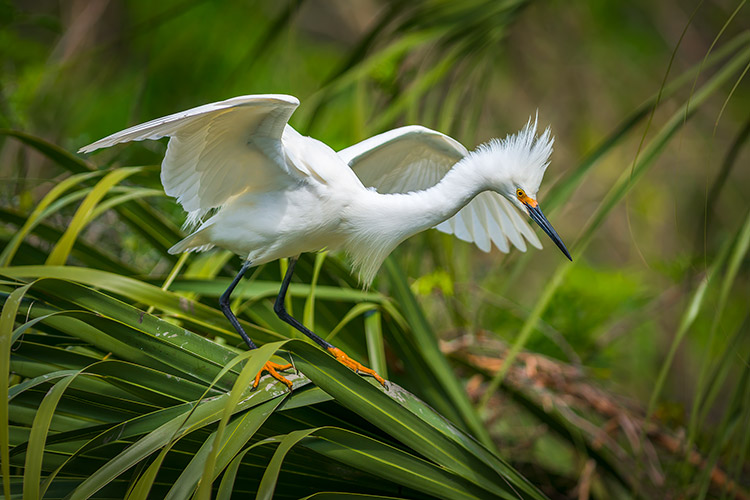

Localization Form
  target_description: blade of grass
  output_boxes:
[0,267,282,346]
[215,440,265,500]
[165,397,284,500]
[302,427,516,500]
[364,308,387,378]
[194,344,296,500]
[64,343,290,500]
[169,278,384,303]
[325,302,380,343]
[0,208,136,274]
[688,207,750,450]
[46,167,144,265]
[146,252,189,315]
[383,257,493,449]
[0,129,94,174]
[645,243,728,417]
[256,428,320,500]
[287,340,547,500]
[88,187,164,220]
[0,171,103,266]
[125,439,177,500]
[23,368,90,500]
[1,283,34,500]
[303,251,327,330]
[8,369,80,402]
[502,30,750,293]
[480,43,750,410]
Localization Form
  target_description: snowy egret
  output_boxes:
[80,94,571,389]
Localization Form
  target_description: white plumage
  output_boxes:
[80,93,571,389]
[339,123,547,255]
[81,94,569,287]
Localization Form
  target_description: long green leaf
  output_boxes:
[165,397,284,500]
[194,343,296,500]
[64,343,290,500]
[124,345,279,500]
[0,267,282,345]
[47,167,144,265]
[364,308,387,378]
[23,369,88,500]
[1,283,34,500]
[0,171,104,266]
[256,428,320,500]
[0,129,94,174]
[0,208,135,274]
[383,258,493,449]
[689,207,750,449]
[303,427,501,500]
[169,278,385,303]
[287,340,547,500]
[481,42,750,407]
[301,494,406,500]
[125,440,176,500]
[303,251,327,329]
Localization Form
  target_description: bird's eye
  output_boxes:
[516,189,525,198]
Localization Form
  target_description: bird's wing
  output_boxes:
[340,125,541,253]
[79,94,303,217]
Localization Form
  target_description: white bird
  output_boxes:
[79,94,571,389]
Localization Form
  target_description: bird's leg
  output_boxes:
[274,257,386,387]
[220,261,293,389]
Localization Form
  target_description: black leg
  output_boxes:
[273,257,333,350]
[220,260,295,390]
[219,260,257,349]
[273,257,386,387]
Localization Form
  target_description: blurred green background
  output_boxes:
[1,0,749,498]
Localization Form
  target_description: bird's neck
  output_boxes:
[398,159,488,230]
[346,160,489,285]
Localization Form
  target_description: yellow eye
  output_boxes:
[516,189,525,198]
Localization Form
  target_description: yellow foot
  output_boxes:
[327,347,386,387]
[253,360,294,390]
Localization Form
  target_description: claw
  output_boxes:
[327,347,386,387]
[252,360,294,390]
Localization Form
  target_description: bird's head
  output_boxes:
[473,116,572,260]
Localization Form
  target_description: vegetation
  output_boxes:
[1,1,749,498]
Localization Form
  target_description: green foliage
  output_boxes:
[0,265,545,499]
[534,265,651,362]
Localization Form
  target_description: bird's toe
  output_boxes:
[252,360,294,390]
[327,347,386,387]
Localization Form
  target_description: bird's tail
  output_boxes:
[168,228,215,255]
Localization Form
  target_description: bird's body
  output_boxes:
[80,94,570,388]
[173,138,502,283]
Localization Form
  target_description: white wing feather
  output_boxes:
[340,125,541,253]
[79,94,302,222]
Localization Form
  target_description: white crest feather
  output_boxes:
[471,114,554,195]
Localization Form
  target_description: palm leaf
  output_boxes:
[2,268,546,498]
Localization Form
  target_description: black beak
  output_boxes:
[526,203,572,261]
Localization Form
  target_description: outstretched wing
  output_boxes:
[339,125,541,253]
[79,94,302,219]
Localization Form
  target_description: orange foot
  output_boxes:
[252,360,294,390]
[327,347,386,387]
